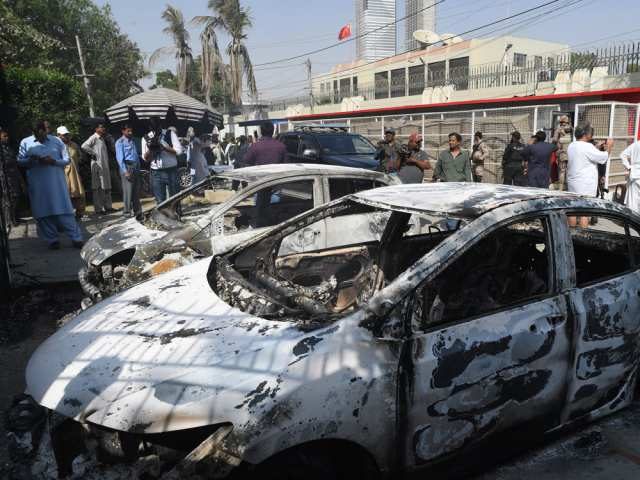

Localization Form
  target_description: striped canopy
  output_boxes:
[104,88,223,129]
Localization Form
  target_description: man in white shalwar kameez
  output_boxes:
[567,125,612,228]
[18,121,83,249]
[621,140,640,214]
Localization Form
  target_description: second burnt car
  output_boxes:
[79,164,396,306]
[21,183,640,478]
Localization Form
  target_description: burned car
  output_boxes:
[22,184,640,478]
[79,164,396,306]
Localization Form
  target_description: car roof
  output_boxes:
[219,163,385,183]
[351,183,619,217]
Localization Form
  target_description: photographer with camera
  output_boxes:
[567,124,612,227]
[141,117,183,204]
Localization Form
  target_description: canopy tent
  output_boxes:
[104,88,223,133]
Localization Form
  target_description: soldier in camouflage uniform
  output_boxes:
[551,115,573,190]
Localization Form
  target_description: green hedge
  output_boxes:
[4,66,86,139]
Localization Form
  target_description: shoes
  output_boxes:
[72,240,84,249]
[48,241,60,250]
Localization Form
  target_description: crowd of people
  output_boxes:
[374,123,640,220]
[2,116,640,250]
[0,118,273,250]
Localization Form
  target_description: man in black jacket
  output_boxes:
[502,131,527,186]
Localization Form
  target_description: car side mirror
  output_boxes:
[302,148,318,160]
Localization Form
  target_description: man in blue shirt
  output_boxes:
[18,120,83,249]
[115,124,142,219]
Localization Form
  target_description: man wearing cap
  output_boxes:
[57,126,86,219]
[115,123,142,219]
[398,132,431,184]
[374,128,400,174]
[82,122,115,214]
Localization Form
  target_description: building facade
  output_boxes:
[356,0,397,62]
[405,0,437,51]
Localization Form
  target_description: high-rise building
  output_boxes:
[355,0,397,62]
[405,0,437,52]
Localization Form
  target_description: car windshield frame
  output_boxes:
[315,134,377,155]
[212,196,472,323]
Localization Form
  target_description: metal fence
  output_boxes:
[575,102,639,192]
[267,42,640,112]
[292,104,560,183]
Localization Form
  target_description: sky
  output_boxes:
[93,0,640,101]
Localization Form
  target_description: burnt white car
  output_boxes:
[79,164,396,306]
[24,184,640,478]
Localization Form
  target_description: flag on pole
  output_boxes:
[338,24,352,41]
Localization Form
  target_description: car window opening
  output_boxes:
[152,176,250,228]
[411,218,551,332]
[212,200,467,328]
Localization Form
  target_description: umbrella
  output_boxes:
[104,88,223,131]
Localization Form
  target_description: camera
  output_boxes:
[144,129,164,157]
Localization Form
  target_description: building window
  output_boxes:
[352,76,358,96]
[534,56,543,68]
[339,77,351,101]
[375,71,389,99]
[408,64,425,96]
[449,57,469,91]
[390,68,406,98]
[514,53,527,67]
[427,61,446,87]
[363,0,368,10]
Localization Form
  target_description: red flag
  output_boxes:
[338,24,352,41]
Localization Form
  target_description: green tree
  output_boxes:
[151,5,194,95]
[4,66,85,137]
[3,0,145,113]
[151,69,179,90]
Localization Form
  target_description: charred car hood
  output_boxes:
[80,217,166,267]
[26,259,314,434]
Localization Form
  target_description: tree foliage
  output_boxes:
[4,66,85,137]
[151,5,194,96]
[192,0,257,111]
[1,0,145,134]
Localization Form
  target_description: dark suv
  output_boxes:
[279,125,378,170]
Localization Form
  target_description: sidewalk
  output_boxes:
[8,198,155,287]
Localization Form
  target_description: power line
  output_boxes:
[254,0,447,67]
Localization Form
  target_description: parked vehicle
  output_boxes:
[78,164,396,307]
[23,184,640,478]
[279,125,379,169]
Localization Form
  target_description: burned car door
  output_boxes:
[402,216,570,468]
[562,213,640,422]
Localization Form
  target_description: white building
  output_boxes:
[355,0,397,62]
[315,35,569,109]
[405,0,437,51]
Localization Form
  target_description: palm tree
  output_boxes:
[192,0,257,110]
[150,5,194,95]
[191,12,225,108]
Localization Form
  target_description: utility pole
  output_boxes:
[75,35,95,117]
[305,58,314,113]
